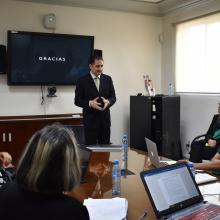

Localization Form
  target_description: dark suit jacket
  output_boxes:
[75,73,116,130]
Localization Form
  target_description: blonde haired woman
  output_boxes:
[0,124,89,220]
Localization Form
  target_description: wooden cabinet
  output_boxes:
[0,114,83,165]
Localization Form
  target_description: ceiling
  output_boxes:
[15,0,207,16]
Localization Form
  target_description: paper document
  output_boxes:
[199,182,220,194]
[160,160,176,165]
[159,174,190,206]
[83,197,128,220]
[195,173,217,185]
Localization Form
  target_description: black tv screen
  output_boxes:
[7,30,94,85]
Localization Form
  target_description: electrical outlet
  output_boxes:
[186,141,190,152]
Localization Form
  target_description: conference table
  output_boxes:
[69,148,220,220]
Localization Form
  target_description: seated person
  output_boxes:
[179,148,220,176]
[194,148,220,172]
[189,104,220,162]
[0,152,15,187]
[0,124,89,220]
[0,152,13,168]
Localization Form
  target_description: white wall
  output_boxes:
[161,0,220,157]
[0,0,162,144]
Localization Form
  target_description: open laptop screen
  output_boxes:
[140,163,203,217]
[78,145,92,183]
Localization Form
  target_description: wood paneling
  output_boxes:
[0,114,83,165]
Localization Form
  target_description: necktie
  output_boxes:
[94,77,99,91]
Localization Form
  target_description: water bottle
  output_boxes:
[121,134,128,170]
[188,161,196,178]
[168,83,174,95]
[112,159,121,197]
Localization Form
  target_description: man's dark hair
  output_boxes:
[89,55,103,65]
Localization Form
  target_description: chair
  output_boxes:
[189,114,220,162]
[190,134,206,148]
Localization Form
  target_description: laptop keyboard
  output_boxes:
[171,203,220,220]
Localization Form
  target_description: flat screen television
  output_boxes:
[7,30,94,85]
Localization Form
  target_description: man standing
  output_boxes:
[75,56,116,145]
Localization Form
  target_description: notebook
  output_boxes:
[140,163,220,219]
[145,137,172,168]
[195,172,217,185]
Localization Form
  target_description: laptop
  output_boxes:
[77,145,92,183]
[65,125,122,152]
[86,144,122,152]
[145,137,170,168]
[145,137,217,185]
[140,163,220,220]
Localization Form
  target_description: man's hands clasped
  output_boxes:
[89,97,110,111]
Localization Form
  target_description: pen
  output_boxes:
[138,210,148,220]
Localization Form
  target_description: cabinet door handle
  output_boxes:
[8,133,12,142]
[2,133,6,142]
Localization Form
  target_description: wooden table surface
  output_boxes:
[68,148,220,220]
